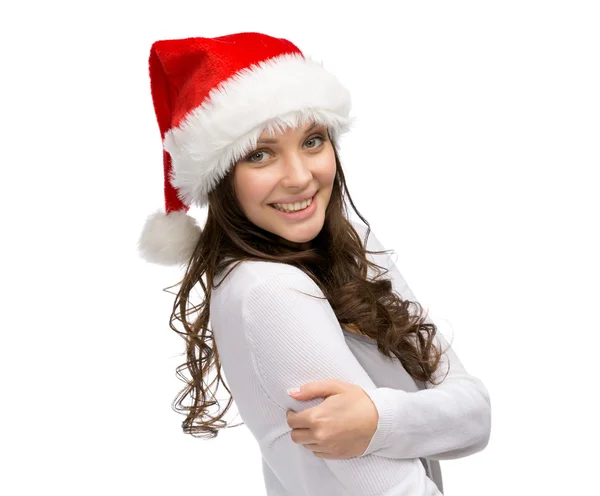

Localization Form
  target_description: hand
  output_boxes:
[286,379,379,460]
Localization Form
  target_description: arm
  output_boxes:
[242,269,442,496]
[355,223,492,460]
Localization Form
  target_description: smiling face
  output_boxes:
[233,121,337,249]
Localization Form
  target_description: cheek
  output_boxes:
[234,168,271,208]
[318,147,337,183]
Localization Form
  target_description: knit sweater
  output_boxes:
[210,220,491,495]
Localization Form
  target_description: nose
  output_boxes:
[280,152,313,188]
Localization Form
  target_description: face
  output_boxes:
[233,121,337,249]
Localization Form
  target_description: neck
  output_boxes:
[276,236,312,250]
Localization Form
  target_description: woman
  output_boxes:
[138,32,491,495]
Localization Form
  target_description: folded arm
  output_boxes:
[241,269,442,495]
[355,223,492,460]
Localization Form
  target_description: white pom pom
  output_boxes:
[138,210,202,266]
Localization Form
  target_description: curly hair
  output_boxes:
[164,129,448,439]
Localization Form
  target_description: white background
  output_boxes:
[1,1,598,494]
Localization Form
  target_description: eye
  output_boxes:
[245,150,272,164]
[304,135,325,149]
[242,134,326,164]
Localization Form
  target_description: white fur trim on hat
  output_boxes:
[138,210,202,266]
[163,52,354,209]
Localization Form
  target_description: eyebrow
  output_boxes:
[257,123,324,144]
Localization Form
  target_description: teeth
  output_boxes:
[273,196,312,212]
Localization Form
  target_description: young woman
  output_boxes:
[139,32,491,495]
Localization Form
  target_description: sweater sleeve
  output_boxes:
[242,270,442,496]
[356,226,492,460]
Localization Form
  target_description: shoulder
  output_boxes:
[348,218,386,253]
[217,261,333,342]
[349,218,368,244]
[216,259,321,308]
[348,219,395,273]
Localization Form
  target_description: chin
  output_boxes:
[275,235,315,250]
[283,225,323,246]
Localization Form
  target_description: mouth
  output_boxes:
[269,193,315,208]
[269,193,317,215]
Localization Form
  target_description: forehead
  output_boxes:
[258,120,327,139]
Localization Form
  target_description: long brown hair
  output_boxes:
[166,132,447,439]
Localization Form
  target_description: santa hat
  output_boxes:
[138,32,353,266]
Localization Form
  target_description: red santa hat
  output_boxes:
[138,32,354,266]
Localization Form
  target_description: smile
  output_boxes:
[269,194,317,219]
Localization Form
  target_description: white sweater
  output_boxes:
[210,220,491,495]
